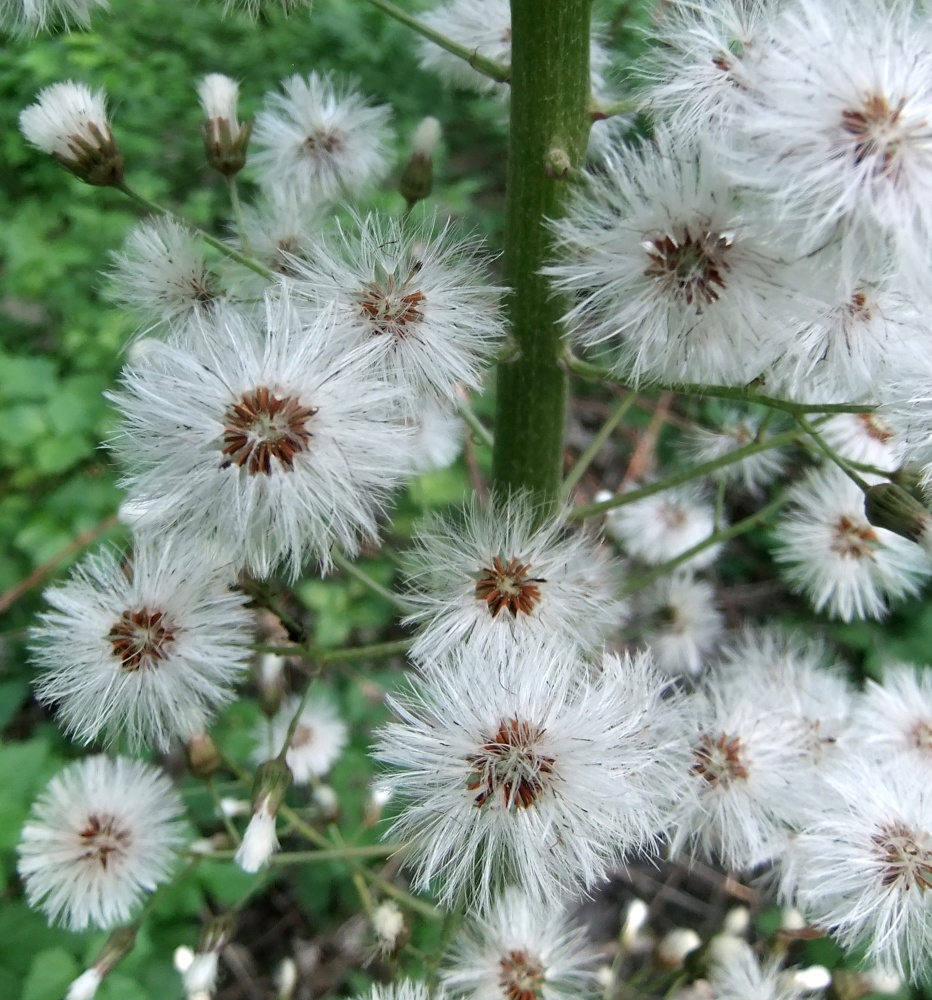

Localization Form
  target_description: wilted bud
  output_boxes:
[654,928,701,971]
[68,924,138,1000]
[865,481,932,552]
[234,758,293,873]
[370,900,409,958]
[19,81,123,186]
[197,73,252,177]
[187,731,223,779]
[399,116,441,209]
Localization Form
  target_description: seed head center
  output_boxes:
[291,723,316,750]
[107,607,176,672]
[857,412,894,444]
[643,226,732,310]
[221,385,317,476]
[78,812,132,870]
[499,949,546,1000]
[693,732,749,786]
[830,515,878,560]
[872,822,932,891]
[841,93,913,176]
[466,718,556,811]
[358,268,427,338]
[304,127,344,157]
[474,556,546,618]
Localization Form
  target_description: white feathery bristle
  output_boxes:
[235,800,280,873]
[198,74,240,127]
[66,969,103,1000]
[20,80,111,158]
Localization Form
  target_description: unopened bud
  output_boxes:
[371,900,409,957]
[198,913,236,954]
[277,957,298,999]
[68,924,138,999]
[19,81,123,187]
[187,731,223,779]
[258,653,287,716]
[312,783,340,821]
[864,481,932,551]
[197,73,251,177]
[399,116,440,208]
[235,759,292,873]
[654,928,701,971]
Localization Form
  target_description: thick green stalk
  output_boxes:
[491,0,593,511]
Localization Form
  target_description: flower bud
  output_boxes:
[68,924,138,999]
[370,900,409,957]
[399,116,440,209]
[197,74,252,177]
[654,928,701,971]
[187,731,223,779]
[864,481,932,551]
[235,758,292,873]
[20,81,123,187]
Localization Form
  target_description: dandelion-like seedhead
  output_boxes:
[252,72,393,202]
[29,539,252,749]
[547,131,797,386]
[441,887,598,1000]
[733,0,932,262]
[108,217,223,334]
[374,642,690,910]
[773,467,932,621]
[852,663,932,773]
[3,0,108,34]
[110,296,413,578]
[781,759,932,978]
[820,412,905,473]
[18,755,184,930]
[252,693,348,783]
[403,493,622,663]
[710,948,807,1000]
[289,214,506,406]
[602,482,722,571]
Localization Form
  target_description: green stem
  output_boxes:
[560,391,636,503]
[457,400,494,449]
[564,353,876,416]
[226,176,249,253]
[363,0,510,82]
[796,414,872,491]
[278,804,439,919]
[625,489,790,593]
[491,0,593,514]
[254,638,412,662]
[200,843,401,863]
[115,181,274,280]
[331,549,409,613]
[568,428,801,521]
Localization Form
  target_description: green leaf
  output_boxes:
[21,947,78,1000]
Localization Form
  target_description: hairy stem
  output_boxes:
[491,0,593,513]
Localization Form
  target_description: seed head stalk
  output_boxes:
[491,0,593,515]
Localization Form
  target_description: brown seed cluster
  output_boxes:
[498,949,546,1000]
[304,128,344,156]
[841,94,909,176]
[358,270,427,338]
[692,732,749,786]
[107,608,176,672]
[830,515,878,560]
[474,556,546,618]
[78,812,132,870]
[466,718,555,810]
[643,227,732,310]
[856,412,894,444]
[221,385,317,476]
[872,822,932,891]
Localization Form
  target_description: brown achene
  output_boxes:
[358,269,427,338]
[221,385,317,476]
[830,515,878,560]
[107,607,176,672]
[78,812,132,870]
[475,555,546,618]
[466,718,555,810]
[692,732,749,786]
[840,94,910,175]
[872,822,932,891]
[499,949,546,1000]
[643,226,732,310]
